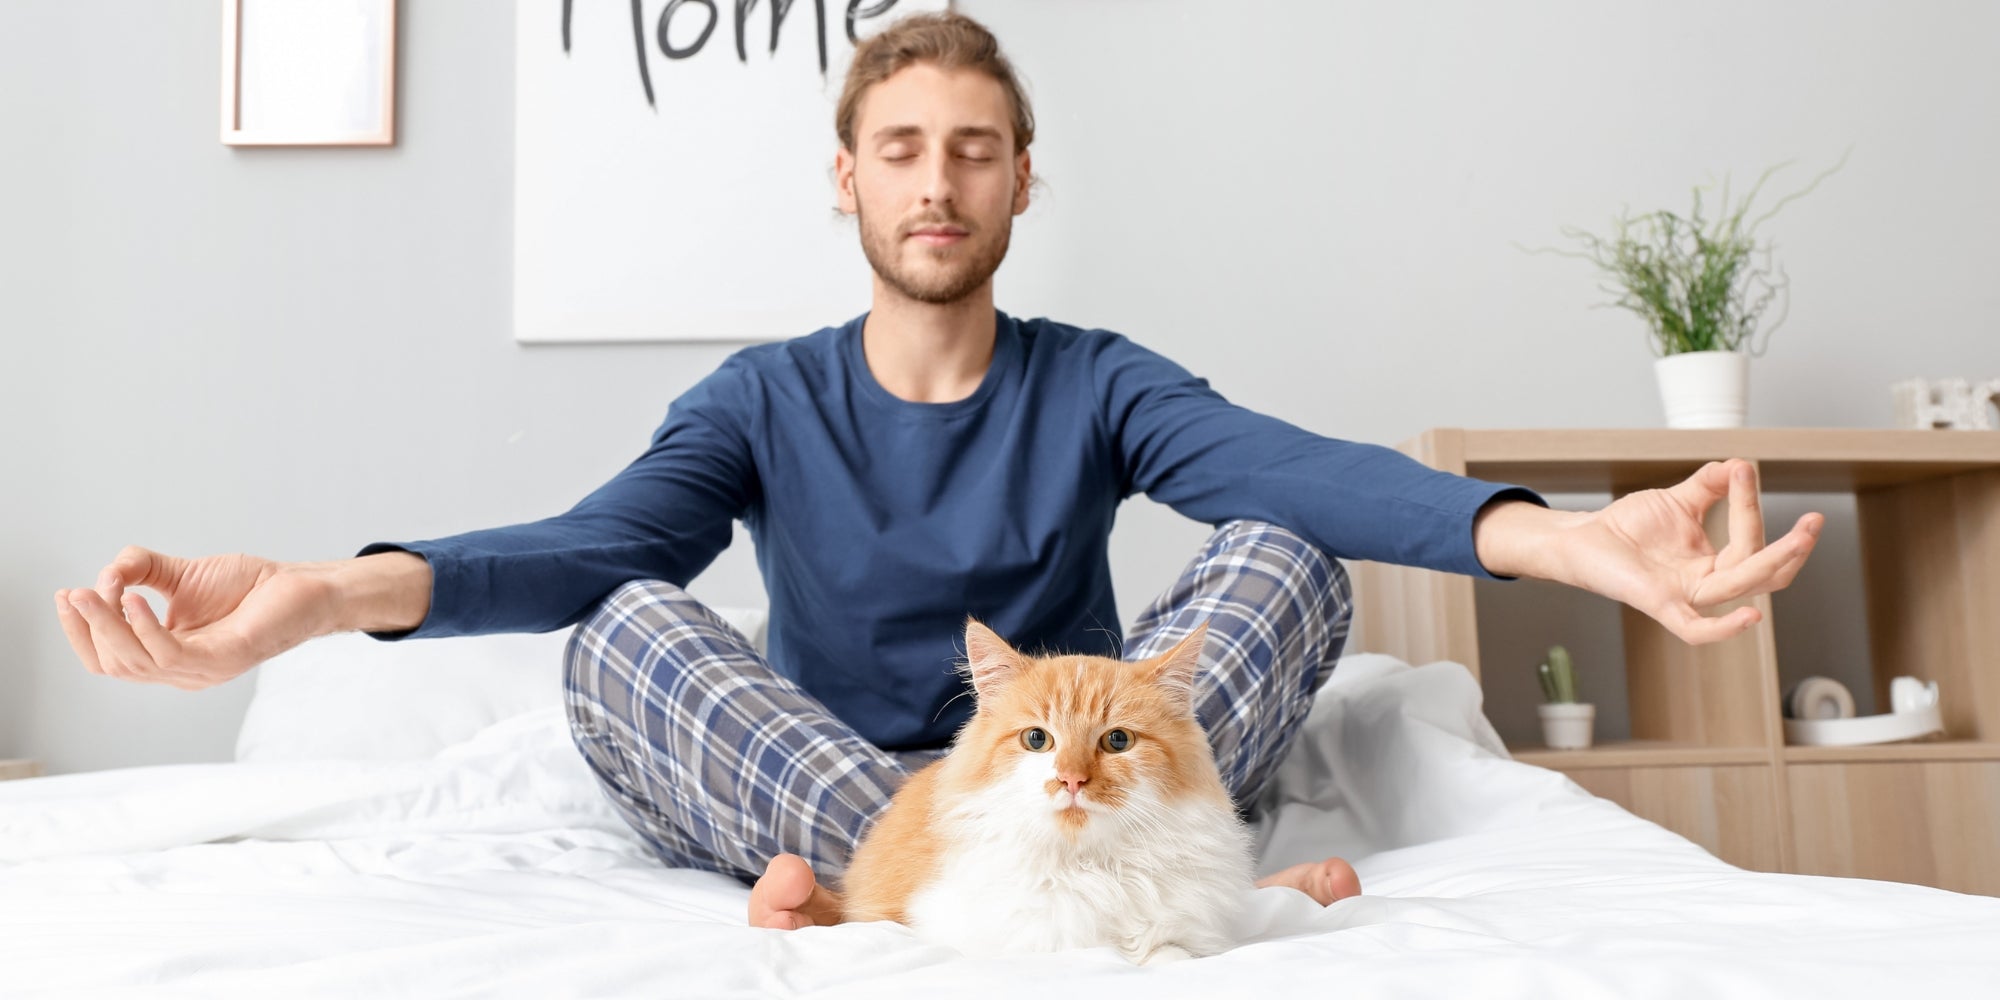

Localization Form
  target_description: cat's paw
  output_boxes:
[1137,944,1194,966]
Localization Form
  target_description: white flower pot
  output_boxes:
[1538,702,1596,750]
[1654,350,1749,429]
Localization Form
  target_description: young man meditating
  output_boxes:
[55,13,1822,932]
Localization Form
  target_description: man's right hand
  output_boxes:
[54,547,431,691]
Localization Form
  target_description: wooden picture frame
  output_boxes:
[222,0,398,146]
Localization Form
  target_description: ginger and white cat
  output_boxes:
[837,619,1252,964]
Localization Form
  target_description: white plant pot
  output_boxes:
[1538,702,1596,750]
[1654,350,1749,429]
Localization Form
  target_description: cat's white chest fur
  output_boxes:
[903,756,1251,963]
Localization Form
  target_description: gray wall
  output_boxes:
[6,1,1996,774]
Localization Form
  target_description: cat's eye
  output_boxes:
[1021,728,1052,752]
[1101,729,1133,753]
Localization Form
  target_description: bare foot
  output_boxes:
[1255,856,1362,905]
[747,853,845,929]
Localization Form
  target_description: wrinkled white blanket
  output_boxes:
[5,655,1997,998]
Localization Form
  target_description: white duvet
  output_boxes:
[5,654,1998,998]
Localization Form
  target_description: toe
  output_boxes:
[1319,858,1362,902]
[748,853,819,928]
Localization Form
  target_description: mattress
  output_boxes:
[5,652,1997,998]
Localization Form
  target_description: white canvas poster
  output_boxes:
[514,0,949,343]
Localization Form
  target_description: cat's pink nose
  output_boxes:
[1060,775,1087,794]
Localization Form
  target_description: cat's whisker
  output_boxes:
[930,685,976,724]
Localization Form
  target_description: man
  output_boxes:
[55,13,1820,933]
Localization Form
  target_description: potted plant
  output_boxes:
[1541,155,1844,428]
[1537,645,1594,750]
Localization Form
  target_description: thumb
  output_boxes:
[123,591,182,665]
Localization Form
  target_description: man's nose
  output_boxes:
[921,153,957,206]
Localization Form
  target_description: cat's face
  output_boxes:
[951,621,1214,837]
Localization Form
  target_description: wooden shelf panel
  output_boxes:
[1362,427,2000,892]
[1509,741,1770,769]
[1425,428,2000,492]
[1568,763,1785,873]
[1783,741,2000,763]
[1786,758,2000,895]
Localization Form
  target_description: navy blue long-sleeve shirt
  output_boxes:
[359,312,1543,749]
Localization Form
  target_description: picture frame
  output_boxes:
[221,0,398,146]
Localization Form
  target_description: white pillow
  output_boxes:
[235,606,769,763]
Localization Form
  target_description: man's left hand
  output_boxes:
[1477,459,1823,645]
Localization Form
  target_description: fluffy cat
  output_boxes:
[837,619,1253,964]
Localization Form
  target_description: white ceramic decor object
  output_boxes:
[1783,705,1943,747]
[1891,377,2000,430]
[1890,676,1942,714]
[1538,702,1596,750]
[1655,351,1749,428]
[1785,676,1943,747]
[1785,676,1857,720]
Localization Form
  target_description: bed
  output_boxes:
[6,620,1999,998]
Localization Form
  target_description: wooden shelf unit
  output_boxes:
[1353,428,2000,896]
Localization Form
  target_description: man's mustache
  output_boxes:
[900,214,973,238]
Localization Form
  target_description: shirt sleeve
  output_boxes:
[1089,332,1546,580]
[354,356,762,639]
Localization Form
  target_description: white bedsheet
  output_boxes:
[5,655,1998,998]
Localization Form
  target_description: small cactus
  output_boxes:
[1537,645,1578,704]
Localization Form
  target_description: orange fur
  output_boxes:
[840,621,1232,926]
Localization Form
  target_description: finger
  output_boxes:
[121,595,216,688]
[68,589,167,682]
[97,545,186,607]
[1691,518,1823,607]
[1665,460,1736,517]
[66,591,131,679]
[54,589,106,675]
[122,592,190,680]
[1715,463,1767,572]
[1713,515,1823,601]
[1662,602,1763,645]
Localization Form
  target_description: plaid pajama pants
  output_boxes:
[561,520,1352,886]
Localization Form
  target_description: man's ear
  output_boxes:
[835,146,859,216]
[1012,149,1032,216]
[963,618,1024,699]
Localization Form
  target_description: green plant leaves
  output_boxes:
[1537,153,1847,357]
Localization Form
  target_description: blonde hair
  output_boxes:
[835,13,1035,154]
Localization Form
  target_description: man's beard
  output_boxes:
[856,199,1012,305]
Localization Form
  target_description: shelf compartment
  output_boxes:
[1352,428,2000,894]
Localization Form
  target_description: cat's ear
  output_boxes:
[1146,623,1209,709]
[963,618,1025,698]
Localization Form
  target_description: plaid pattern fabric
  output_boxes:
[562,519,1351,885]
[1123,520,1353,806]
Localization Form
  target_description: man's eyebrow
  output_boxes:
[869,124,1006,144]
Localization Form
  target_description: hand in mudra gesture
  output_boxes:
[1480,458,1824,645]
[54,547,335,691]
[1566,459,1824,644]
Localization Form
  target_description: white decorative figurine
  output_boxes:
[1891,377,2000,430]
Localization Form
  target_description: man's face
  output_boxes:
[837,63,1032,305]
